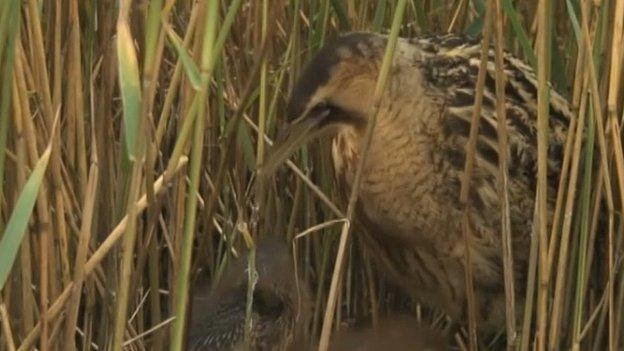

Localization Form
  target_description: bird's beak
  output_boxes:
[261,107,332,175]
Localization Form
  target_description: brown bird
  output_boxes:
[266,32,571,334]
[329,315,449,351]
[187,237,306,350]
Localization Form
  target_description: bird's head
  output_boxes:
[191,237,303,322]
[188,237,304,349]
[263,32,386,173]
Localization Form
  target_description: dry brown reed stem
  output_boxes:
[318,3,408,350]
[169,0,221,346]
[154,8,200,149]
[535,0,552,348]
[575,14,621,351]
[1,302,17,351]
[112,0,147,348]
[67,0,87,198]
[256,0,270,170]
[546,64,583,280]
[447,0,469,33]
[16,156,188,351]
[137,2,169,348]
[5,95,59,350]
[62,162,99,351]
[458,0,494,348]
[493,1,516,347]
[11,52,35,338]
[606,1,624,348]
[548,70,588,350]
[192,39,268,277]
[546,2,591,348]
[23,2,57,348]
[122,316,177,348]
[520,197,540,351]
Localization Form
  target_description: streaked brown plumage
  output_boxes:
[329,315,449,351]
[187,238,305,350]
[267,32,572,334]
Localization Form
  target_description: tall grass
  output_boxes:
[0,1,622,350]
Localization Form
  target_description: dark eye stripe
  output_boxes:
[317,104,366,128]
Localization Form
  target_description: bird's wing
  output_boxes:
[407,34,573,266]
[413,34,571,190]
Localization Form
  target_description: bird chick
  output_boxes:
[329,315,449,351]
[266,32,572,334]
[187,237,305,351]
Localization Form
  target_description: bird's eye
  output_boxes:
[311,101,328,112]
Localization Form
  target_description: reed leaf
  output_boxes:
[116,22,142,159]
[0,141,52,289]
[164,25,202,91]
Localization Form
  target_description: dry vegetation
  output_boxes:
[0,0,623,350]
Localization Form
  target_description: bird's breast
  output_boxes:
[330,111,455,249]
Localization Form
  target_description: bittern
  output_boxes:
[187,237,305,350]
[266,32,571,333]
[329,315,449,351]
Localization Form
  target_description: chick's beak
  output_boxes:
[261,106,332,175]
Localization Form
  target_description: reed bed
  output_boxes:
[0,0,623,350]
